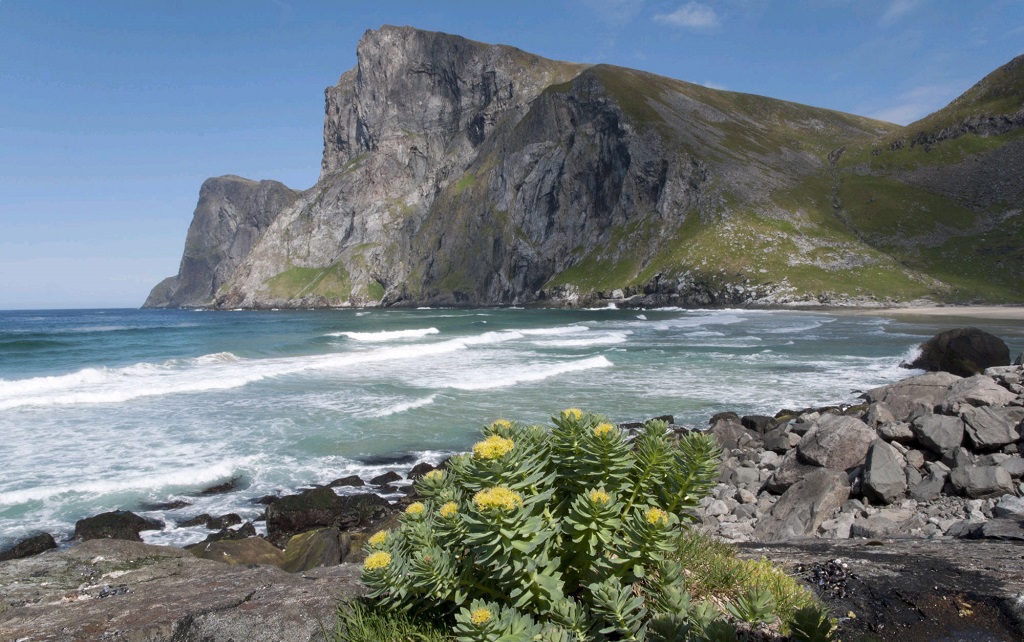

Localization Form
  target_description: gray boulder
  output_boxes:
[961,405,1024,450]
[752,468,850,541]
[908,327,1010,377]
[709,418,762,450]
[864,372,961,421]
[74,510,164,542]
[998,456,1024,478]
[911,414,965,454]
[0,532,57,561]
[797,414,876,471]
[909,471,948,502]
[943,375,1016,408]
[282,527,343,573]
[763,423,801,453]
[992,495,1024,519]
[876,421,915,443]
[863,440,908,504]
[950,465,1015,499]
[763,449,821,494]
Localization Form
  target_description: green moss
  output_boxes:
[452,172,477,196]
[262,263,352,301]
[366,280,385,301]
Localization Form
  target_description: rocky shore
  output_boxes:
[2,328,1022,641]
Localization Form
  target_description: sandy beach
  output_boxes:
[851,305,1024,321]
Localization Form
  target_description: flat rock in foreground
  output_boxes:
[0,539,363,642]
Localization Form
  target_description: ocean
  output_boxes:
[1,306,1021,548]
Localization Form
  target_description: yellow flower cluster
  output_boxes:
[364,551,392,571]
[406,502,425,515]
[473,486,523,512]
[424,469,444,481]
[593,422,616,437]
[490,418,512,431]
[645,507,669,526]
[470,607,493,625]
[472,434,515,460]
[439,501,458,518]
[588,489,611,505]
[562,408,583,421]
[368,530,388,547]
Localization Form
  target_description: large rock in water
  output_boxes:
[74,510,164,542]
[264,487,393,547]
[908,327,1010,377]
[0,532,57,561]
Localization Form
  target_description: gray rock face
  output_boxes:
[863,440,908,504]
[865,372,962,421]
[753,468,850,541]
[961,405,1024,450]
[943,374,1017,408]
[145,176,299,308]
[796,414,876,471]
[911,414,965,454]
[0,539,362,642]
[950,465,1015,499]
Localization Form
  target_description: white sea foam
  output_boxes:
[328,327,440,341]
[369,394,439,417]
[518,326,589,336]
[446,355,613,390]
[533,331,631,348]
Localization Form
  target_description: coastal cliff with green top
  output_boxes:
[144,26,1024,309]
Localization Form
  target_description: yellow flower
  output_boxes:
[562,408,583,421]
[473,486,523,512]
[593,422,616,437]
[368,530,388,547]
[424,469,444,481]
[646,507,669,526]
[472,434,515,460]
[439,501,458,518]
[490,418,512,431]
[405,502,425,515]
[588,489,611,505]
[470,607,493,625]
[363,551,392,571]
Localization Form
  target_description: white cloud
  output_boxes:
[871,82,963,125]
[654,2,721,29]
[879,0,924,28]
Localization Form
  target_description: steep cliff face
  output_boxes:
[146,28,1024,309]
[144,176,298,308]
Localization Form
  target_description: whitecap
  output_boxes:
[445,355,613,390]
[328,327,440,341]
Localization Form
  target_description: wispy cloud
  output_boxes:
[654,2,721,29]
[879,0,924,28]
[871,82,963,125]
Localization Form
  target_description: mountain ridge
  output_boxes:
[144,26,1024,309]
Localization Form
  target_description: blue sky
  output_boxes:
[1,1,1021,309]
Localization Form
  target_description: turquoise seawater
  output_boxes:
[1,307,1021,547]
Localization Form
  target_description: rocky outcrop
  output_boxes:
[145,27,1024,309]
[144,176,299,308]
[264,486,394,547]
[908,327,1011,377]
[74,510,164,542]
[0,539,362,642]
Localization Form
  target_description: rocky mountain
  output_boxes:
[144,26,1024,309]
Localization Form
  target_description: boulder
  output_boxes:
[850,514,903,539]
[876,421,915,443]
[264,487,393,547]
[752,468,850,541]
[865,402,897,428]
[74,510,164,542]
[911,414,965,455]
[369,471,402,485]
[710,417,762,450]
[407,462,437,479]
[962,406,1024,450]
[328,475,365,488]
[908,327,1010,377]
[976,519,1024,541]
[0,532,57,561]
[796,414,876,471]
[194,522,257,545]
[998,456,1024,478]
[864,372,961,421]
[950,465,1015,499]
[741,415,776,435]
[763,449,821,494]
[863,440,908,505]
[282,527,343,573]
[993,495,1024,519]
[187,536,285,567]
[943,375,1016,408]
[763,424,801,453]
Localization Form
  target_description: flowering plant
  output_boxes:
[362,410,724,641]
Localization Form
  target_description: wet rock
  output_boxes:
[741,415,776,434]
[369,471,402,485]
[0,532,57,561]
[909,327,1010,377]
[797,414,876,471]
[282,527,343,573]
[950,465,1015,499]
[264,487,393,548]
[141,499,192,511]
[178,513,214,527]
[198,477,243,495]
[962,405,1024,450]
[912,414,965,454]
[863,440,908,505]
[74,510,164,542]
[188,536,285,567]
[195,522,257,545]
[407,462,436,479]
[865,372,961,421]
[753,468,850,541]
[327,475,365,488]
